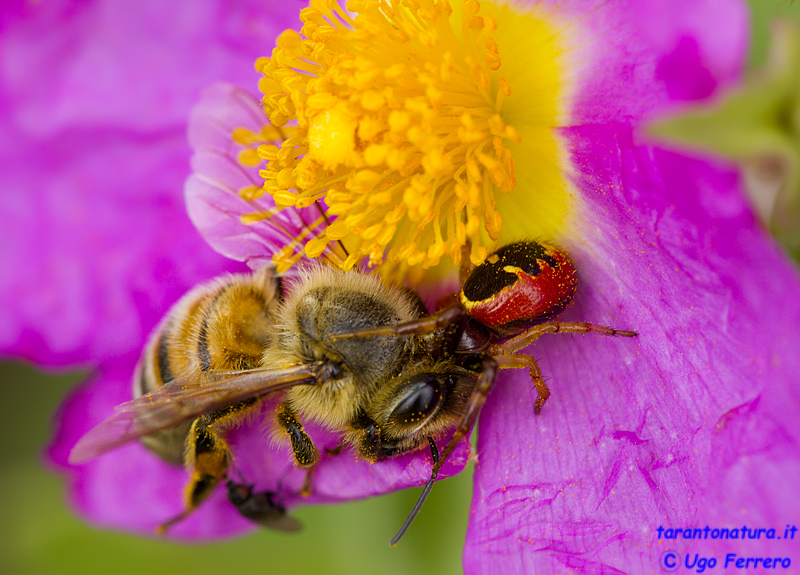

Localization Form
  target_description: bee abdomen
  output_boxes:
[133,268,282,464]
[197,281,277,372]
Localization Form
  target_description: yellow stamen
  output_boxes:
[243,0,569,277]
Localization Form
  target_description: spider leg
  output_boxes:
[459,238,473,285]
[494,354,550,414]
[498,321,637,354]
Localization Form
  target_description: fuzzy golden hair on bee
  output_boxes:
[198,270,282,372]
[272,265,421,346]
[139,268,279,379]
[265,266,422,431]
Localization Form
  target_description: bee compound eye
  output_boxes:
[389,373,445,426]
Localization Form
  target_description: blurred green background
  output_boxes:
[2,1,798,574]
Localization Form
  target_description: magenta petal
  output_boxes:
[1,0,305,135]
[0,130,242,367]
[0,0,309,366]
[185,84,332,270]
[464,127,800,573]
[285,439,469,507]
[530,0,748,121]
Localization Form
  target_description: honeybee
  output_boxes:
[70,239,636,542]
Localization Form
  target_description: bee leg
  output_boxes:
[185,418,229,507]
[158,399,258,534]
[300,465,316,497]
[497,321,638,354]
[352,412,401,462]
[355,420,382,462]
[493,354,550,414]
[297,439,345,497]
[276,402,319,468]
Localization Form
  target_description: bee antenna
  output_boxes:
[390,437,439,546]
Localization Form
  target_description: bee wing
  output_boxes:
[184,83,347,273]
[69,362,328,464]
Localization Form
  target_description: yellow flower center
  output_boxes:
[245,0,569,277]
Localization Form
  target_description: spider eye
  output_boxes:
[389,373,445,426]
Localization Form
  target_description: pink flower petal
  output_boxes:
[533,0,748,122]
[1,0,306,135]
[0,130,241,366]
[0,0,306,366]
[464,127,800,573]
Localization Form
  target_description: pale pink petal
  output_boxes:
[185,84,335,271]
